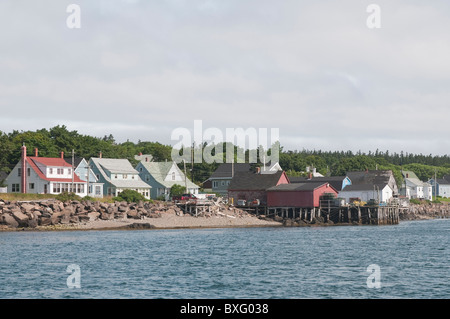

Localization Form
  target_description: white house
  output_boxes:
[339,184,393,204]
[339,170,398,204]
[6,145,87,196]
[401,171,432,200]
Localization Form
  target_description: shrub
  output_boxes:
[409,198,422,205]
[56,192,82,202]
[113,189,147,203]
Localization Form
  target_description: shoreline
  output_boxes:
[1,213,447,233]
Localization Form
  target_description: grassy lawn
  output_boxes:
[0,193,114,203]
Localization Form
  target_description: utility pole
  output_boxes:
[183,159,188,192]
[71,149,75,193]
[434,169,437,201]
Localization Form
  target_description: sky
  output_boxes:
[1,0,450,155]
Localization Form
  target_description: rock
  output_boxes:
[28,219,38,228]
[78,215,91,223]
[69,216,79,224]
[2,213,19,228]
[127,210,141,219]
[39,217,52,226]
[87,211,100,221]
[21,203,38,212]
[165,208,176,215]
[100,212,114,220]
[12,210,29,227]
[123,223,155,230]
[118,205,128,213]
[60,215,71,224]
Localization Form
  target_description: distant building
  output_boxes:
[6,145,87,196]
[228,170,289,206]
[267,182,338,208]
[66,157,104,198]
[428,176,450,198]
[135,155,198,200]
[338,170,398,204]
[90,157,151,199]
[208,163,252,196]
[289,175,351,191]
[401,170,432,200]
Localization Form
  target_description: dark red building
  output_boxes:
[266,182,338,208]
[228,170,289,206]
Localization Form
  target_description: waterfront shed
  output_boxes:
[266,182,338,208]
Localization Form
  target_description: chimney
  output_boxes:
[99,151,102,158]
[256,167,261,174]
[21,144,27,193]
[34,148,38,157]
[308,172,312,180]
[139,152,143,156]
[60,151,64,159]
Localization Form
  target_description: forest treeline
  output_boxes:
[1,125,450,187]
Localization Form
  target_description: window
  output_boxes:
[115,174,118,179]
[146,175,150,182]
[29,183,35,190]
[221,181,225,186]
[27,168,31,176]
[213,181,218,188]
[123,174,128,179]
[95,186,101,196]
[12,184,20,192]
[68,169,71,175]
[172,172,175,181]
[49,168,53,174]
[18,169,21,177]
[57,168,63,175]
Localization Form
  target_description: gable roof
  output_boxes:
[267,182,338,193]
[30,157,72,168]
[26,157,84,183]
[138,161,198,189]
[289,176,349,190]
[228,171,286,191]
[346,170,394,189]
[64,156,84,168]
[91,158,138,174]
[210,163,252,179]
[91,157,150,189]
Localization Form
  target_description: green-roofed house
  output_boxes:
[135,155,199,200]
[89,157,151,199]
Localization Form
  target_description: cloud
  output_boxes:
[0,1,449,155]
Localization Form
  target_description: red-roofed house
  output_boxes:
[6,145,87,196]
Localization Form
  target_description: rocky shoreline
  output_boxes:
[0,199,448,231]
[0,199,281,231]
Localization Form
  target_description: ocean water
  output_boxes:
[0,219,448,299]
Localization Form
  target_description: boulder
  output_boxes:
[39,217,52,226]
[2,213,19,228]
[100,212,114,220]
[127,210,141,219]
[87,211,100,221]
[21,203,38,212]
[12,210,29,226]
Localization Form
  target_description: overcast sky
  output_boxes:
[1,1,449,155]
